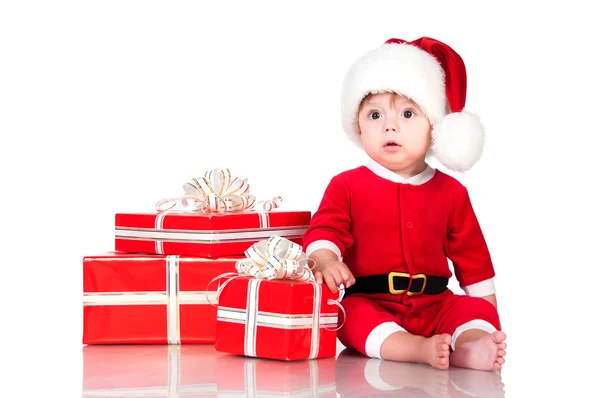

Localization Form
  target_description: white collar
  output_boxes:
[366,160,436,185]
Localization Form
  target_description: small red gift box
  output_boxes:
[82,345,222,397]
[215,276,340,361]
[83,252,238,344]
[216,353,337,397]
[114,210,311,257]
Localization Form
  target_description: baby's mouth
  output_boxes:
[384,141,401,147]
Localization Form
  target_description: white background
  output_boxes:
[2,0,599,396]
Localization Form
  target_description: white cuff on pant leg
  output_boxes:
[365,322,406,359]
[451,319,498,351]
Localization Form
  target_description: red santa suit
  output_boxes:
[302,160,501,358]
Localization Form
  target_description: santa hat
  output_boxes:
[341,37,485,172]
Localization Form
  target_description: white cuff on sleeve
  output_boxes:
[463,278,496,297]
[305,240,342,260]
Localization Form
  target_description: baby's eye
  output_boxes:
[369,111,382,120]
[403,110,414,118]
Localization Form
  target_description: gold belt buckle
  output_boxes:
[407,273,427,296]
[388,272,409,294]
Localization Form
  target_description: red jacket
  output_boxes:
[302,161,495,297]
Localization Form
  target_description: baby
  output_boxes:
[302,37,507,371]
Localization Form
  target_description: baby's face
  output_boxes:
[358,93,431,171]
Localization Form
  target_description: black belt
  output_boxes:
[344,272,449,297]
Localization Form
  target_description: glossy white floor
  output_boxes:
[82,340,506,397]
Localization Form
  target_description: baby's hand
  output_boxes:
[314,261,356,293]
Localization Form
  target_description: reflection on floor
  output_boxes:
[82,344,505,397]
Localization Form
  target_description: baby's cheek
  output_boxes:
[361,138,381,156]
[404,136,428,155]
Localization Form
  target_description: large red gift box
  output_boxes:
[215,276,340,360]
[83,252,238,344]
[114,210,311,257]
[216,353,337,397]
[82,345,223,397]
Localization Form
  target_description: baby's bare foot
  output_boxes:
[422,334,451,370]
[451,330,507,371]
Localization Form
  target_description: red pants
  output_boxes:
[337,290,501,358]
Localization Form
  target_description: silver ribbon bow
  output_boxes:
[155,168,282,213]
[235,236,315,282]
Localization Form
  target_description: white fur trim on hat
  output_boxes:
[341,42,447,145]
[341,41,485,172]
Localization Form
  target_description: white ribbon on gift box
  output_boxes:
[237,278,334,359]
[83,255,232,345]
[144,167,291,255]
[142,209,307,255]
[212,236,345,359]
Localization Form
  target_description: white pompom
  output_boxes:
[431,111,485,172]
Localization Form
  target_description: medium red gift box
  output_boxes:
[215,276,340,361]
[82,345,223,397]
[114,209,311,257]
[83,252,238,344]
[216,353,337,397]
